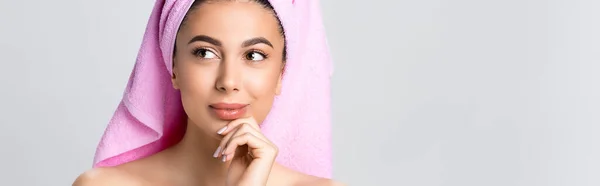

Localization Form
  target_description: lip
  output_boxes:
[209,103,248,120]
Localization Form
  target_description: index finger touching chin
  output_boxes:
[217,117,261,135]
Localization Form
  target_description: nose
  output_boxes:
[215,59,241,93]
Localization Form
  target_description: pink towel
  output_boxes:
[93,0,333,178]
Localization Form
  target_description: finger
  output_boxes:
[216,117,260,136]
[222,132,276,186]
[221,132,277,162]
[214,123,270,159]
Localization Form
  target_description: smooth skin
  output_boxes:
[73,1,343,186]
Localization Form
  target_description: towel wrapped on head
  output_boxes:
[93,0,333,178]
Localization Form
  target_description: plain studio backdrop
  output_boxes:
[0,0,599,185]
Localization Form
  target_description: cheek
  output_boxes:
[244,68,280,97]
[177,64,217,118]
[179,66,216,96]
[244,67,281,123]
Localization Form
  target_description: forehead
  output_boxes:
[178,1,283,46]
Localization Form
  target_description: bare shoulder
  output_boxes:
[308,178,346,186]
[72,167,143,186]
[295,175,346,186]
[272,164,345,186]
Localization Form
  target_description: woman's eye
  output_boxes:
[245,51,266,61]
[195,49,217,59]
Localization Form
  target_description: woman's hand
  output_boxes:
[213,116,278,186]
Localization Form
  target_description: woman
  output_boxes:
[73,0,341,185]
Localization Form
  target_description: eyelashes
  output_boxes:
[191,47,269,62]
[192,48,218,59]
[244,50,268,61]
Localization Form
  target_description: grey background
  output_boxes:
[0,0,598,185]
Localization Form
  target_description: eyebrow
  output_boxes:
[188,35,222,46]
[187,35,274,48]
[241,37,273,48]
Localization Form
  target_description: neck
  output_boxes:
[164,118,292,186]
[167,118,232,185]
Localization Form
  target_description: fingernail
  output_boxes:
[217,126,228,134]
[213,146,221,158]
[221,155,227,162]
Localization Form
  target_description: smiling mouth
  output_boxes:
[209,103,248,120]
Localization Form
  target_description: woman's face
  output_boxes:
[172,1,285,135]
